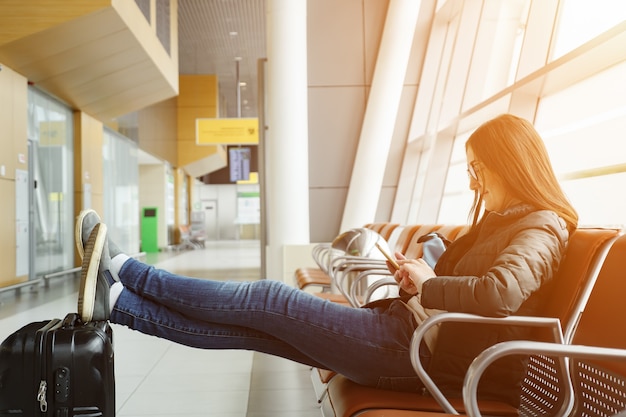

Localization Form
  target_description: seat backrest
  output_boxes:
[378,223,400,240]
[403,225,442,259]
[518,228,621,417]
[386,226,405,251]
[391,225,423,255]
[541,228,621,339]
[403,224,472,260]
[364,223,386,234]
[566,232,626,416]
[572,232,626,347]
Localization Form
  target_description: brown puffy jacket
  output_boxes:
[421,204,570,406]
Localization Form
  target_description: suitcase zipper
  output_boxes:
[35,319,60,415]
[36,323,48,414]
[37,380,47,412]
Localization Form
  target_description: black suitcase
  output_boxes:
[0,313,115,416]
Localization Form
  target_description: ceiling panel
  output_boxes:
[178,0,266,118]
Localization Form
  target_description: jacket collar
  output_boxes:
[485,203,535,218]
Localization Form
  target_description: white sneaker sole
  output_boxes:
[78,223,107,323]
[75,209,101,259]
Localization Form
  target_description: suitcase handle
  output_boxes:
[61,313,83,328]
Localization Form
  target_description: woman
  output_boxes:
[77,113,577,406]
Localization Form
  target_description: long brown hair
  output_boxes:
[465,114,578,233]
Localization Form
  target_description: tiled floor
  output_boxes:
[0,240,321,417]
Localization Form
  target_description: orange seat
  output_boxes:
[296,268,331,290]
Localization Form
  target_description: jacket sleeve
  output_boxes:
[420,211,569,317]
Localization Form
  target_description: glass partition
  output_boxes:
[27,88,74,276]
[103,128,140,254]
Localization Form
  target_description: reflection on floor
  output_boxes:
[0,240,321,417]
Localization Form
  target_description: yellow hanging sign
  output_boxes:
[196,118,259,144]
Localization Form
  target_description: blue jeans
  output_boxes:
[111,258,423,390]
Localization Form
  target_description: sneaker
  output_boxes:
[76,209,122,260]
[75,209,101,259]
[78,223,110,322]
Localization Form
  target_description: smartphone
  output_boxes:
[375,242,400,271]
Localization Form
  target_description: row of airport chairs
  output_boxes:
[295,222,626,417]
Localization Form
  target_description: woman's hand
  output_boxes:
[392,253,436,295]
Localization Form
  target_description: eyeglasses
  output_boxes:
[467,161,479,181]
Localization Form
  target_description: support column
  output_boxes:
[340,0,422,231]
[265,0,310,280]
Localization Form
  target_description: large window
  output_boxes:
[397,0,626,228]
[536,60,626,227]
[552,0,626,59]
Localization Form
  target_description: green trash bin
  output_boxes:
[141,207,159,253]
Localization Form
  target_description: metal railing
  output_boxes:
[0,252,146,295]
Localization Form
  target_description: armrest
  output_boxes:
[330,260,389,306]
[329,256,388,273]
[311,243,332,271]
[409,312,565,415]
[461,340,626,417]
[363,277,398,304]
[463,340,626,417]
[349,269,396,306]
[329,257,387,284]
[315,243,348,274]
